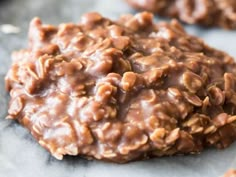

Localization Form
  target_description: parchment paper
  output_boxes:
[0,0,236,177]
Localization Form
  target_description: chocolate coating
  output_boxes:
[223,170,236,177]
[5,12,236,163]
[126,0,236,29]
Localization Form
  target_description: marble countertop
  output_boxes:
[1,0,236,177]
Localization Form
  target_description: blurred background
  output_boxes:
[0,0,236,177]
[0,0,236,74]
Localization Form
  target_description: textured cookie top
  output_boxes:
[126,0,236,29]
[5,12,236,163]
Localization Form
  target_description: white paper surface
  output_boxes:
[0,0,236,177]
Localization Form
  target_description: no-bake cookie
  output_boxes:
[126,0,236,29]
[5,12,236,163]
[223,170,236,177]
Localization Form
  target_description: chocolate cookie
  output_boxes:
[223,170,236,177]
[126,0,236,29]
[5,12,236,163]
